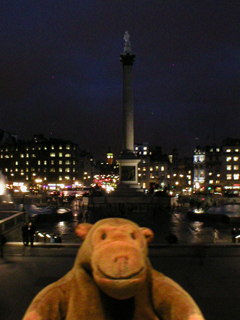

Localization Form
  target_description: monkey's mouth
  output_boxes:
[96,266,144,280]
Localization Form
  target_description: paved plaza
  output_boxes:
[1,231,240,320]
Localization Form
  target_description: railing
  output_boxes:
[0,211,27,233]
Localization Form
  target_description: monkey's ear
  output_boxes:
[140,227,154,244]
[75,223,93,241]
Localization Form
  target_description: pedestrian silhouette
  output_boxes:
[28,222,36,246]
[22,222,29,246]
[0,233,7,258]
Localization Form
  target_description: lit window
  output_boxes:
[26,168,29,172]
[135,147,138,151]
[65,160,71,165]
[235,149,239,152]
[26,154,29,158]
[5,168,8,172]
[143,147,147,150]
[21,154,24,158]
[216,180,220,184]
[209,180,213,184]
[226,157,232,162]
[51,160,54,165]
[234,174,240,180]
[59,168,63,172]
[44,146,47,150]
[227,174,232,180]
[50,168,55,172]
[65,154,71,157]
[44,161,47,165]
[15,168,18,172]
[65,176,70,180]
[51,145,54,150]
[143,167,146,171]
[143,151,147,155]
[5,148,8,152]
[216,148,220,152]
[59,145,62,150]
[59,176,62,181]
[38,160,41,165]
[59,160,62,165]
[150,167,153,171]
[234,157,239,161]
[73,161,75,165]
[161,166,164,171]
[226,149,231,153]
[227,165,232,170]
[31,154,36,158]
[65,168,70,172]
[59,153,63,157]
[4,155,9,158]
[66,145,71,150]
[50,153,55,157]
[15,161,18,165]
[234,165,239,170]
[209,172,212,176]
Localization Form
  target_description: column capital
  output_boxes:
[120,53,136,66]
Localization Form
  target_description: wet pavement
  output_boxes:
[1,204,240,319]
[1,242,240,320]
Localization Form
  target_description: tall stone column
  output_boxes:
[117,32,141,193]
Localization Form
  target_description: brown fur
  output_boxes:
[23,218,205,320]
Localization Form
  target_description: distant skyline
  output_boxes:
[1,1,239,160]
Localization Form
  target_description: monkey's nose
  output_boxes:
[114,256,129,275]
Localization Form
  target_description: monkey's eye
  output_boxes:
[131,232,136,240]
[101,233,107,240]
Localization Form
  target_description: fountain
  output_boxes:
[0,171,15,211]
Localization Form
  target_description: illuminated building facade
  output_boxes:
[0,134,93,188]
[193,145,222,193]
[135,143,193,194]
[107,147,113,165]
[222,138,240,194]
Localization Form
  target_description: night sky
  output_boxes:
[1,1,239,161]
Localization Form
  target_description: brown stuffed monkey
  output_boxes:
[23,218,205,320]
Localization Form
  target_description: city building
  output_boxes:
[0,133,93,191]
[221,138,240,195]
[193,145,222,193]
[135,143,193,194]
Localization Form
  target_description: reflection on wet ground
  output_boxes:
[14,202,240,245]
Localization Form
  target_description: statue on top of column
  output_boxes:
[123,31,132,53]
